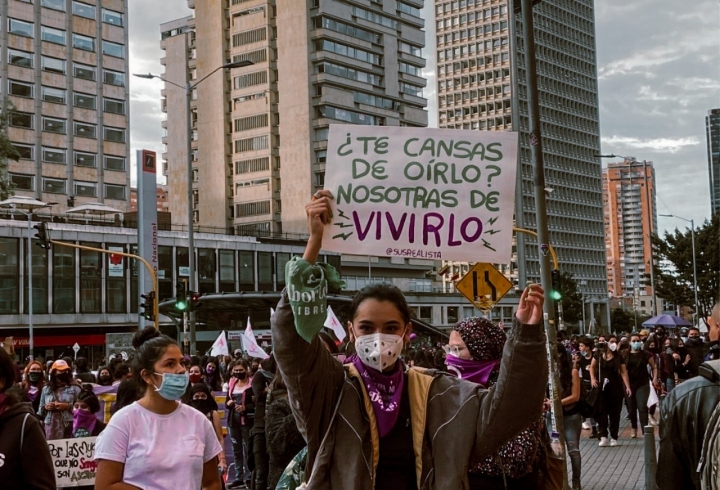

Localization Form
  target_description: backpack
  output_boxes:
[697,360,720,490]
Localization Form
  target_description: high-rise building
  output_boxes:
[707,108,720,216]
[602,159,657,299]
[161,0,428,236]
[433,0,607,296]
[1,0,130,213]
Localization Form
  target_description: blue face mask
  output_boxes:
[153,372,189,400]
[631,341,643,351]
[580,350,589,357]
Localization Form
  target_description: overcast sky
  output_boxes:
[129,0,719,235]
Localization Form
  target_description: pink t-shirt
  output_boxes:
[95,402,222,490]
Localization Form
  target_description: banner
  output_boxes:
[48,437,98,487]
[210,330,229,357]
[243,319,269,360]
[322,125,518,263]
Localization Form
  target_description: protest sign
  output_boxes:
[48,437,97,487]
[322,125,518,263]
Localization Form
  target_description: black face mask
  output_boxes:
[99,375,111,383]
[54,372,71,383]
[28,372,42,384]
[190,399,213,415]
[233,372,247,380]
[687,337,701,345]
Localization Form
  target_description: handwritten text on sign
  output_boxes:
[322,125,518,262]
[48,437,97,488]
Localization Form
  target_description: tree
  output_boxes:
[652,214,720,325]
[556,271,583,326]
[0,97,20,200]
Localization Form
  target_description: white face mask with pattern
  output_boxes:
[355,333,404,372]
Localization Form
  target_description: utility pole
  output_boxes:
[517,0,569,486]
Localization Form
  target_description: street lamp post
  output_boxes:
[660,214,699,324]
[0,197,56,359]
[134,58,252,354]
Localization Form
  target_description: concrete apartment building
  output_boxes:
[602,159,657,302]
[1,0,130,214]
[707,108,720,217]
[160,0,428,237]
[433,0,607,298]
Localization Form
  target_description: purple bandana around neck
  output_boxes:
[351,356,404,438]
[72,409,97,437]
[445,355,500,387]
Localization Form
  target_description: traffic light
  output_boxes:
[188,291,203,312]
[175,282,188,312]
[140,291,156,321]
[550,269,562,301]
[33,222,51,249]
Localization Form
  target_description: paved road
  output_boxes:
[572,409,658,490]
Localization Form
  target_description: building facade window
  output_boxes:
[24,245,48,314]
[103,69,125,86]
[0,238,19,314]
[74,122,97,139]
[74,63,96,81]
[42,56,66,74]
[74,92,97,109]
[42,147,66,164]
[10,174,34,190]
[53,247,75,313]
[9,19,34,38]
[41,86,67,104]
[41,25,66,45]
[102,41,124,58]
[9,112,33,129]
[43,178,66,194]
[102,8,123,26]
[9,80,34,98]
[219,250,235,293]
[72,1,96,19]
[104,127,125,143]
[104,155,125,171]
[41,0,66,11]
[42,117,66,134]
[73,33,96,51]
[104,184,126,200]
[106,245,126,314]
[80,243,101,313]
[12,144,33,160]
[74,151,97,168]
[103,98,125,115]
[9,49,33,68]
[74,181,97,197]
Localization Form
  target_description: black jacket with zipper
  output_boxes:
[0,400,56,490]
[657,360,720,490]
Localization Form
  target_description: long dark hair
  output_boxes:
[557,345,574,400]
[348,283,410,325]
[131,326,178,389]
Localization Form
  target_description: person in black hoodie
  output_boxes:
[251,355,276,490]
[0,348,56,490]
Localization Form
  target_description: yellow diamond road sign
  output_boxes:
[456,263,513,311]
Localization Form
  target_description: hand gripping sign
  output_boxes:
[322,125,518,263]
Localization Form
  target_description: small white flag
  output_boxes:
[210,330,229,357]
[243,318,269,359]
[324,306,346,342]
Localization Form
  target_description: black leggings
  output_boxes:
[597,387,624,439]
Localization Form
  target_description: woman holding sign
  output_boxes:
[94,327,223,490]
[270,190,548,489]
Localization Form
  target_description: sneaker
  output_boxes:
[599,437,609,447]
[582,421,591,430]
[631,428,637,438]
[610,438,618,447]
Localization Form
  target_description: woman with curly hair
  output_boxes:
[446,317,546,490]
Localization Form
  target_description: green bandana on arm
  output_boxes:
[285,257,345,343]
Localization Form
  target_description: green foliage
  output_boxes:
[610,307,652,334]
[555,271,583,326]
[652,215,720,324]
[0,98,20,200]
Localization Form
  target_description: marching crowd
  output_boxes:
[0,189,718,490]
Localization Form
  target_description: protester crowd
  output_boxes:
[0,189,717,490]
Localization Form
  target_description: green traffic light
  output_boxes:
[176,300,188,311]
[550,290,562,301]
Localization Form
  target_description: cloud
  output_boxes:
[601,135,700,153]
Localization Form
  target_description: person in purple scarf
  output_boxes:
[271,190,550,490]
[72,384,106,438]
[448,318,547,489]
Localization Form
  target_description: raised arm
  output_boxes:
[271,189,345,468]
[472,285,549,459]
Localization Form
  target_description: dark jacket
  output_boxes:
[0,401,56,490]
[658,360,720,490]
[272,291,548,490]
[225,377,255,428]
[266,384,306,489]
[251,369,274,435]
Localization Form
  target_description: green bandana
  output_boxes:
[285,257,345,343]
